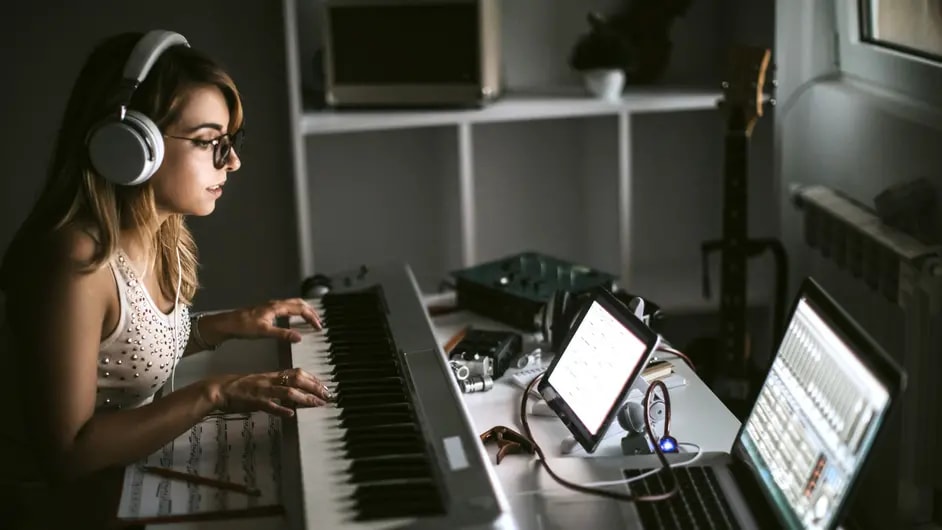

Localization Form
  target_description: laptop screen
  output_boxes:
[737,291,893,529]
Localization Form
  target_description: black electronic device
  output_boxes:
[448,328,522,379]
[451,251,618,331]
[300,264,372,298]
[536,286,659,454]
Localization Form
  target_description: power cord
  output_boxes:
[656,341,696,372]
[519,375,679,502]
[510,441,702,497]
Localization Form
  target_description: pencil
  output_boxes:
[444,325,471,354]
[141,466,262,497]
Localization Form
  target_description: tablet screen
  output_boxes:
[538,289,658,452]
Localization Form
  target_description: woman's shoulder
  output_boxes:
[1,221,115,326]
[50,222,106,266]
[7,222,110,284]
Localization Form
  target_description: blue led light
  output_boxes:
[659,436,678,453]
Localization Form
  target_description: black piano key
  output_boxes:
[343,441,426,459]
[335,426,422,445]
[331,362,399,375]
[349,480,439,502]
[352,502,446,521]
[340,412,415,429]
[349,483,445,520]
[340,423,422,441]
[338,402,415,418]
[346,457,433,483]
[332,367,400,379]
[333,379,405,393]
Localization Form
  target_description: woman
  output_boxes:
[0,30,330,527]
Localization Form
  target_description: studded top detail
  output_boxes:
[96,249,189,410]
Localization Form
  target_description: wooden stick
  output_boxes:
[443,325,471,354]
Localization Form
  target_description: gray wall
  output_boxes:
[0,1,300,311]
[777,1,941,527]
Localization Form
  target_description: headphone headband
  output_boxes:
[86,29,191,186]
[124,30,190,83]
[117,30,190,106]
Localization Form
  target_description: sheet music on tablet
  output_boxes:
[117,411,283,523]
[547,301,649,435]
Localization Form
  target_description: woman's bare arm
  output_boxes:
[15,230,219,481]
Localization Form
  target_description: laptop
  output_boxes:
[527,277,906,530]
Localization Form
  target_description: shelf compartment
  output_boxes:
[303,126,463,291]
[626,111,774,313]
[469,116,622,276]
[301,87,721,136]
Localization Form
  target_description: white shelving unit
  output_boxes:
[299,88,722,135]
[281,0,775,313]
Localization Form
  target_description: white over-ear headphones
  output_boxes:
[86,30,190,186]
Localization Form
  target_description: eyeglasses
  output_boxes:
[164,129,245,169]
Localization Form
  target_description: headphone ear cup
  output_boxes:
[617,401,646,434]
[648,398,666,423]
[87,109,164,186]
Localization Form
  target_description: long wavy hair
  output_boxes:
[0,31,244,305]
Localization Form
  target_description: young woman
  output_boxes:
[0,31,330,526]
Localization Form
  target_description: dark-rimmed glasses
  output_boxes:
[164,128,245,169]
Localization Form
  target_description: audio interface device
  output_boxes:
[450,251,618,331]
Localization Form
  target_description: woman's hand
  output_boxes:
[197,298,323,347]
[208,367,332,417]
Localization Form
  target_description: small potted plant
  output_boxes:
[569,12,631,101]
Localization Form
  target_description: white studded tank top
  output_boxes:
[96,249,189,410]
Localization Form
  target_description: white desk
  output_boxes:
[146,304,739,530]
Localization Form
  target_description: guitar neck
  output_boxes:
[718,123,751,377]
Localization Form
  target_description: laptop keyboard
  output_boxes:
[624,466,741,530]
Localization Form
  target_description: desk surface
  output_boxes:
[146,302,739,530]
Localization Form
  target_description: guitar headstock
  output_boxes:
[721,46,772,135]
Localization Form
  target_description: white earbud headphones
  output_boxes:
[168,248,183,393]
[86,30,190,186]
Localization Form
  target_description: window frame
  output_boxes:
[836,0,942,107]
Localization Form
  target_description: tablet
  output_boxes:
[537,287,660,453]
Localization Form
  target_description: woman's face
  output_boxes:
[151,84,241,218]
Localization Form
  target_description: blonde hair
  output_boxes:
[1,32,244,305]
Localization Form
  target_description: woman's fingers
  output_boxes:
[270,298,323,331]
[273,369,332,404]
[259,398,296,417]
[272,384,328,408]
[279,368,333,401]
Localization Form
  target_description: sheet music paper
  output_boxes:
[117,411,282,521]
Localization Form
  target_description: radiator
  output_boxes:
[791,184,942,526]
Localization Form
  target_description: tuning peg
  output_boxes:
[721,81,729,89]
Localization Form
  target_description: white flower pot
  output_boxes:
[582,68,626,101]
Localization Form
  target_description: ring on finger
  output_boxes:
[279,370,291,387]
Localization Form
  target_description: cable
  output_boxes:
[656,342,696,372]
[519,374,678,503]
[168,248,182,393]
[775,72,841,119]
[510,442,703,497]
[644,380,677,453]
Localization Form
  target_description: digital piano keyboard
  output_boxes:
[279,262,510,530]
